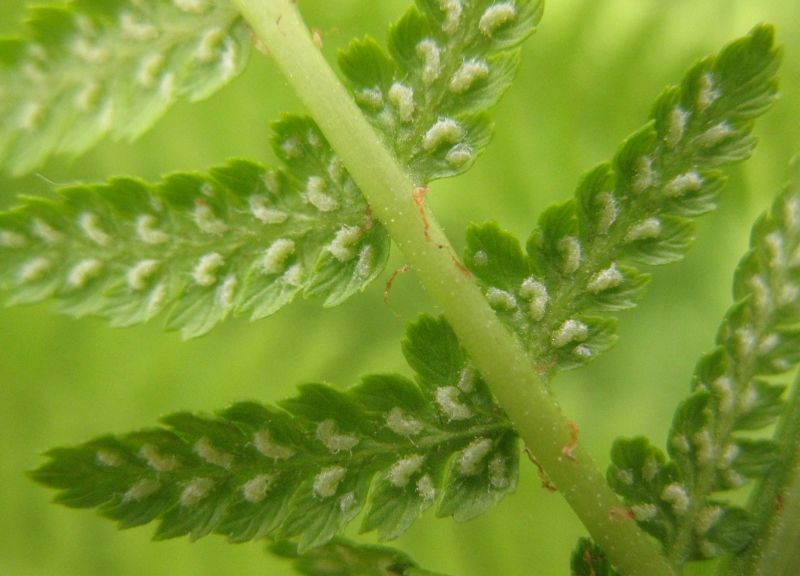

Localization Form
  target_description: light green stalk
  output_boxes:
[232,1,674,574]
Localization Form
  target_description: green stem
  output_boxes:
[720,372,800,576]
[232,1,675,575]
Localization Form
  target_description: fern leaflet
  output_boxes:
[0,0,250,175]
[30,315,519,551]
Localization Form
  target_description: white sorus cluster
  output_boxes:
[127,259,160,290]
[123,478,161,502]
[586,263,623,293]
[557,236,581,274]
[416,474,436,501]
[666,107,689,149]
[327,157,345,184]
[192,252,225,286]
[486,287,518,311]
[281,137,303,159]
[139,444,179,472]
[572,345,592,359]
[75,82,101,112]
[389,82,417,124]
[764,231,786,270]
[479,2,517,36]
[385,407,424,436]
[79,213,113,246]
[458,437,493,475]
[437,0,463,33]
[699,540,721,559]
[633,156,656,193]
[696,122,734,148]
[642,455,660,481]
[249,195,288,224]
[253,430,296,460]
[422,118,464,151]
[33,218,65,244]
[354,245,375,278]
[306,129,322,149]
[458,366,477,393]
[784,195,800,231]
[449,59,489,94]
[173,0,212,15]
[313,466,347,499]
[737,383,759,414]
[195,27,226,62]
[19,102,44,132]
[388,455,425,487]
[488,455,509,488]
[136,53,166,89]
[355,87,384,110]
[339,491,356,513]
[194,437,234,469]
[217,275,238,309]
[193,204,228,235]
[615,469,634,486]
[416,40,442,86]
[435,386,473,421]
[95,450,123,467]
[550,319,589,348]
[304,176,340,212]
[756,333,780,356]
[735,326,756,357]
[696,505,724,534]
[261,170,282,194]
[146,284,168,317]
[72,38,109,65]
[17,258,51,284]
[388,83,415,123]
[671,434,690,454]
[242,474,273,503]
[315,419,360,454]
[120,12,159,42]
[631,503,659,521]
[283,264,305,287]
[697,73,721,113]
[136,215,170,244]
[660,482,690,516]
[718,443,740,469]
[692,429,716,464]
[67,259,103,288]
[747,276,770,312]
[329,225,361,262]
[258,239,296,275]
[779,283,800,307]
[219,39,238,82]
[0,230,28,247]
[445,144,473,167]
[472,250,489,266]
[625,218,662,243]
[520,277,548,321]
[595,193,618,235]
[180,478,215,506]
[662,172,703,198]
[711,376,734,414]
[158,72,176,102]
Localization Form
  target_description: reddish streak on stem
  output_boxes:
[360,205,373,233]
[412,186,472,278]
[533,359,557,374]
[312,28,323,48]
[562,420,579,464]
[583,540,603,576]
[384,265,412,314]
[524,447,557,492]
[776,494,785,513]
[609,506,636,521]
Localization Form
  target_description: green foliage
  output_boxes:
[0,0,250,176]
[270,537,451,576]
[461,25,781,377]
[30,314,518,551]
[337,0,543,184]
[570,538,619,576]
[0,115,389,338]
[606,166,800,566]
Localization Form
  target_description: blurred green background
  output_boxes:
[1,1,799,575]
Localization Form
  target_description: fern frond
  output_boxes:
[462,25,781,376]
[606,161,800,566]
[0,0,250,176]
[0,115,388,338]
[30,315,518,550]
[270,536,451,576]
[570,537,619,576]
[337,0,543,184]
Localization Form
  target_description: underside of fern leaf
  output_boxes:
[0,0,250,175]
[338,0,543,185]
[30,314,519,551]
[270,537,451,576]
[0,115,389,338]
[606,158,800,569]
[461,25,781,378]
